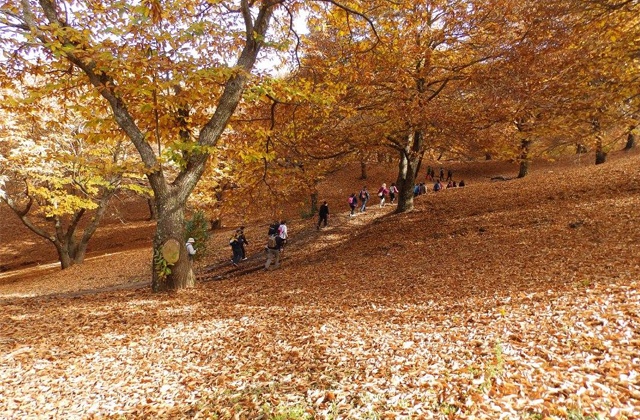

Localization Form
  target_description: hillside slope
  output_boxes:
[0,151,639,418]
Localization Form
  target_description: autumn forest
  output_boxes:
[1,0,639,418]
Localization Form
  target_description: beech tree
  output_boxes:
[0,0,376,291]
[296,0,520,212]
[0,80,141,268]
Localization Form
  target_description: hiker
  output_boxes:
[459,180,466,187]
[317,201,329,230]
[388,183,398,204]
[446,169,453,182]
[426,166,433,181]
[348,193,358,216]
[447,180,454,189]
[185,238,196,260]
[439,167,445,180]
[359,187,369,212]
[434,179,443,192]
[377,183,388,207]
[268,221,280,237]
[237,226,249,260]
[265,233,284,270]
[419,183,427,195]
[413,184,420,197]
[278,220,288,250]
[229,229,244,267]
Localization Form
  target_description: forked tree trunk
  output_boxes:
[518,139,532,178]
[54,242,74,269]
[624,131,635,151]
[151,195,195,292]
[3,188,115,270]
[395,131,424,213]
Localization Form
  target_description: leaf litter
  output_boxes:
[0,151,639,418]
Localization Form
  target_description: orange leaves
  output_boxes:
[2,154,640,417]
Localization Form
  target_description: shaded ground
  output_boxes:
[0,152,639,419]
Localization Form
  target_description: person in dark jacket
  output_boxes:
[317,201,329,230]
[229,229,244,267]
[265,234,284,270]
[237,226,249,260]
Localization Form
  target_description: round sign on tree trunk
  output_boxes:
[161,238,181,264]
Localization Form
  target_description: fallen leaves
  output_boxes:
[1,153,640,418]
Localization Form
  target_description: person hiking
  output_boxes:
[388,183,398,204]
[446,169,453,182]
[348,193,358,216]
[277,220,288,252]
[185,238,196,260]
[434,179,443,192]
[237,226,249,260]
[377,183,388,207]
[229,229,244,267]
[265,232,284,270]
[426,166,433,181]
[317,201,329,230]
[439,167,445,180]
[359,187,369,212]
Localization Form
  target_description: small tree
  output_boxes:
[0,82,139,269]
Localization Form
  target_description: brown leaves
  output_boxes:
[2,153,640,417]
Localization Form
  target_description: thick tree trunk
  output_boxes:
[151,196,195,292]
[360,160,367,180]
[595,136,607,165]
[395,131,424,213]
[624,131,635,151]
[53,242,73,269]
[517,139,531,178]
[309,191,318,216]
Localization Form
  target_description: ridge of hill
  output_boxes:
[0,150,639,418]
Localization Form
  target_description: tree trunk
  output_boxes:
[53,241,73,269]
[309,191,318,216]
[624,131,635,151]
[517,139,531,178]
[395,131,424,213]
[360,160,367,180]
[151,196,195,292]
[596,137,607,165]
[147,197,157,220]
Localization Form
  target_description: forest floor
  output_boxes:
[0,151,639,419]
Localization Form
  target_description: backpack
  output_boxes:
[268,222,280,236]
[348,196,354,205]
[267,235,277,248]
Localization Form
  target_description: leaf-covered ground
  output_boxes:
[1,152,639,419]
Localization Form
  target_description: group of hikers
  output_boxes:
[347,168,466,214]
[222,221,289,270]
[190,166,465,271]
